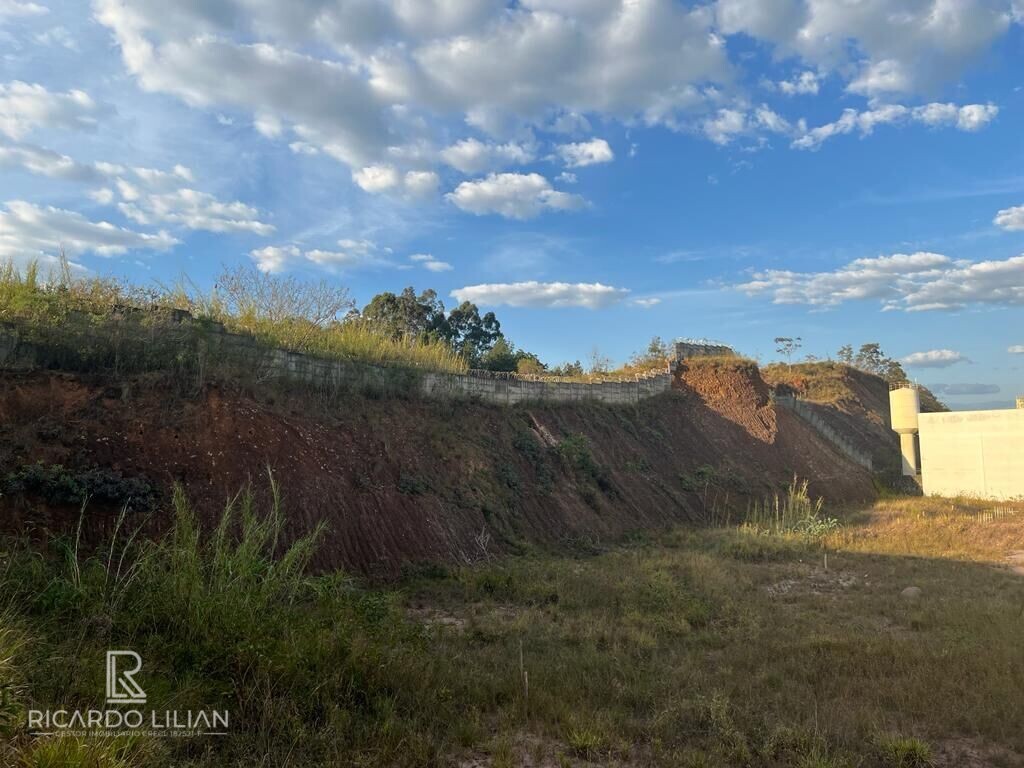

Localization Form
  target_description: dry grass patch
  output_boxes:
[832,496,1024,565]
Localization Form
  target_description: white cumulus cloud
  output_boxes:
[0,81,106,140]
[118,188,274,235]
[792,102,998,150]
[85,0,1015,212]
[446,173,586,220]
[92,0,731,176]
[440,138,534,174]
[0,139,273,237]
[0,200,178,261]
[409,253,452,272]
[0,140,108,183]
[776,70,820,96]
[352,164,401,193]
[403,170,440,199]
[250,238,391,273]
[557,138,613,168]
[0,1,47,19]
[716,0,1014,98]
[901,349,966,368]
[738,251,1024,312]
[451,281,629,309]
[352,165,439,198]
[995,204,1024,231]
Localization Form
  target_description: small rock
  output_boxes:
[900,586,922,602]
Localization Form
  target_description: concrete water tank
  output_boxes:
[889,385,921,476]
[890,386,920,433]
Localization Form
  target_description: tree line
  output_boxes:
[353,286,584,374]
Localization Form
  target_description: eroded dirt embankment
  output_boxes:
[762,362,912,476]
[0,359,875,575]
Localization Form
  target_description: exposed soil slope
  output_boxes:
[0,360,875,575]
[762,362,905,474]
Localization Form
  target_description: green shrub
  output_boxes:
[877,735,933,768]
[556,434,613,493]
[398,472,432,495]
[679,465,716,492]
[1,464,156,512]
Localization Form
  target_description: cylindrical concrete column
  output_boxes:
[899,432,919,476]
[889,385,921,477]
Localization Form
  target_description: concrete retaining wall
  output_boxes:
[0,319,671,407]
[774,395,874,471]
[919,409,1024,500]
[673,341,735,359]
[421,369,672,405]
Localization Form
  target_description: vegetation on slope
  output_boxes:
[0,261,678,381]
[3,481,1023,767]
[763,342,948,413]
[1,260,468,374]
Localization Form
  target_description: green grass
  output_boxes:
[3,487,1024,766]
[0,259,468,374]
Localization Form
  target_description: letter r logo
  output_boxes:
[106,650,146,705]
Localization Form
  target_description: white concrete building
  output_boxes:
[890,384,1024,500]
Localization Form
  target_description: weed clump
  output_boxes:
[877,735,934,768]
[741,477,840,541]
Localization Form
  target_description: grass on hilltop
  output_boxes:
[0,259,468,374]
[3,481,1024,767]
[763,361,855,404]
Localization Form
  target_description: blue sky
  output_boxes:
[1,0,1023,408]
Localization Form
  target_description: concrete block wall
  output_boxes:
[673,341,735,360]
[420,368,672,405]
[0,320,672,407]
[774,394,874,471]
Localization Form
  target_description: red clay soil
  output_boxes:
[0,361,875,576]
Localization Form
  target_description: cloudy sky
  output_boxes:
[2,0,1023,407]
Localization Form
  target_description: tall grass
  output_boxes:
[291,318,467,372]
[741,477,839,539]
[0,258,468,374]
[0,477,456,766]
[149,476,325,647]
